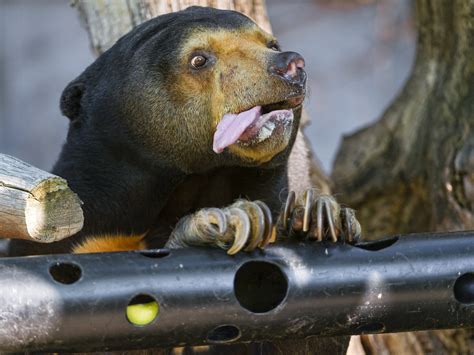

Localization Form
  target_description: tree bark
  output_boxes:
[71,0,337,354]
[333,0,474,353]
[73,0,271,55]
[0,154,83,243]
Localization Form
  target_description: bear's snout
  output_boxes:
[269,51,306,87]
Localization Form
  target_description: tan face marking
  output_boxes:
[169,25,300,164]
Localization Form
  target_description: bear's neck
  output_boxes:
[52,132,185,237]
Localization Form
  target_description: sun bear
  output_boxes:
[9,6,360,256]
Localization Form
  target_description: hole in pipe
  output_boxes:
[49,262,82,285]
[356,322,386,334]
[126,294,159,326]
[234,261,288,313]
[139,249,170,258]
[207,325,241,343]
[454,273,474,304]
[354,236,399,251]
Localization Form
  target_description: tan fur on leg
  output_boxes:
[72,234,147,254]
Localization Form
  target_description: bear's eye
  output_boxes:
[190,55,208,69]
[268,42,281,52]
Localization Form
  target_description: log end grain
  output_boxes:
[24,178,84,243]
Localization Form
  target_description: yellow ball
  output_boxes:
[126,301,159,325]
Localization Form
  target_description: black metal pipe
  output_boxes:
[0,231,473,352]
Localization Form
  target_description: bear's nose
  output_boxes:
[269,51,306,86]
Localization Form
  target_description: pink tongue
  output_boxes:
[213,106,261,153]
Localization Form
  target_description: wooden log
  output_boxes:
[0,154,84,243]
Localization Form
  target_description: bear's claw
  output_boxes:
[165,200,273,255]
[280,189,361,243]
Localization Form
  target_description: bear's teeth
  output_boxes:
[256,121,275,142]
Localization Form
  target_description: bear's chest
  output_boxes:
[163,172,236,219]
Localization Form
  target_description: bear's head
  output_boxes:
[61,6,306,174]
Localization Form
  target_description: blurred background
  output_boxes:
[0,0,415,173]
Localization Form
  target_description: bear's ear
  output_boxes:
[60,78,85,121]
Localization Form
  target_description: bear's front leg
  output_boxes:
[165,200,273,255]
[279,188,361,243]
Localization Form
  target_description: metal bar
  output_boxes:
[0,231,473,352]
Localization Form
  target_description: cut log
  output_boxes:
[0,154,84,243]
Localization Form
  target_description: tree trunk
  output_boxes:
[73,0,271,55]
[333,0,474,353]
[71,0,338,354]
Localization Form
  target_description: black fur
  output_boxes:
[9,7,304,255]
